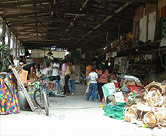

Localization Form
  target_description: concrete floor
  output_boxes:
[1,84,166,136]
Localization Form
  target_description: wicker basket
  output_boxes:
[143,112,157,128]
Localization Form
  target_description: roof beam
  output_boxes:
[80,1,132,45]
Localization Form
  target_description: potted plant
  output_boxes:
[0,44,11,72]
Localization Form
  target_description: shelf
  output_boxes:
[126,73,147,77]
[128,64,155,67]
[110,40,165,57]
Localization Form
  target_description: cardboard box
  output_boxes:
[127,81,136,86]
[136,82,143,87]
[158,0,166,10]
[18,70,28,85]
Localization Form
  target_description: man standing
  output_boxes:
[23,62,37,80]
[69,61,76,95]
[51,58,60,92]
[64,59,72,96]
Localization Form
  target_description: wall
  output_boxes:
[30,49,66,59]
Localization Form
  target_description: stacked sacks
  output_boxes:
[123,81,166,128]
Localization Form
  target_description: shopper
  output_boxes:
[85,63,92,85]
[69,61,76,95]
[64,59,72,96]
[97,66,109,102]
[86,66,98,101]
[23,62,37,80]
[42,63,51,76]
[51,58,61,92]
[36,64,42,79]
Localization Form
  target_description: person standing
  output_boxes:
[64,59,72,96]
[69,61,76,95]
[23,62,37,80]
[86,66,98,101]
[85,63,92,85]
[51,58,61,92]
[97,67,109,102]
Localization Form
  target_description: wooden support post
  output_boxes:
[8,30,11,48]
[15,37,18,58]
[17,40,20,58]
[118,24,120,40]
[2,20,6,45]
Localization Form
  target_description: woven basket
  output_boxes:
[153,108,166,128]
[123,105,137,122]
[144,81,164,95]
[143,112,157,128]
[146,90,163,107]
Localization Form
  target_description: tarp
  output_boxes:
[0,74,20,115]
[103,102,126,120]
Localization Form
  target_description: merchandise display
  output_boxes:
[123,81,166,128]
[103,79,166,128]
[0,73,20,115]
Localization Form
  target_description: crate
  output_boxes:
[128,85,142,94]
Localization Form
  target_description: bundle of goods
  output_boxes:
[120,75,143,94]
[123,81,166,128]
[107,33,133,52]
[103,102,127,120]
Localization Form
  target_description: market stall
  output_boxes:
[103,80,166,128]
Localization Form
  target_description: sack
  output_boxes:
[102,83,116,100]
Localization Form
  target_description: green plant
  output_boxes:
[0,44,11,72]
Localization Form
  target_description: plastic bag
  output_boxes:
[102,83,116,100]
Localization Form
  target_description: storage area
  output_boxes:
[0,0,166,135]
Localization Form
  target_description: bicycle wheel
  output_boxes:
[42,91,49,116]
[34,89,45,109]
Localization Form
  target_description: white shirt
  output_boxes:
[89,72,98,83]
[52,63,60,76]
[42,68,50,75]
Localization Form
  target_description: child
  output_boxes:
[86,66,98,101]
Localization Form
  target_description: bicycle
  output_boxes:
[31,76,52,116]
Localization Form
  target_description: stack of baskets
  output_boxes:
[123,81,166,128]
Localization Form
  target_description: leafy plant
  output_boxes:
[0,44,11,72]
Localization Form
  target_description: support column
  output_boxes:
[8,30,11,48]
[13,36,16,58]
[15,37,18,59]
[0,17,3,44]
[2,20,6,45]
[17,40,20,58]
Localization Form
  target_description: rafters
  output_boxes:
[0,0,156,49]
